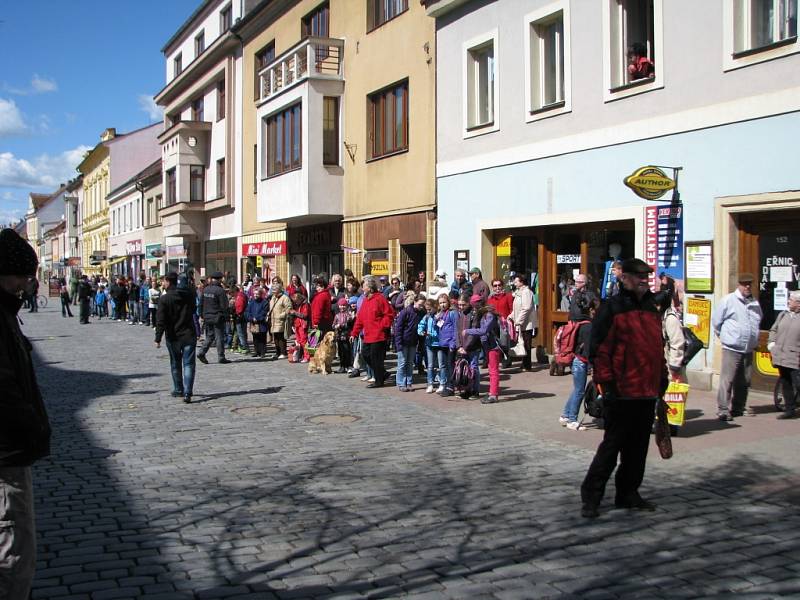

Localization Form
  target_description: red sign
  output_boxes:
[644,206,658,291]
[126,239,143,255]
[241,241,286,257]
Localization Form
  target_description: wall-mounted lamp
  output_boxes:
[343,141,357,162]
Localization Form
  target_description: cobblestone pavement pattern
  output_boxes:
[23,307,800,599]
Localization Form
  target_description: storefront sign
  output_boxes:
[685,241,713,293]
[256,256,263,268]
[645,204,684,290]
[126,240,143,255]
[755,349,780,377]
[758,232,798,330]
[167,244,187,259]
[624,166,676,200]
[241,241,287,256]
[371,259,389,276]
[684,296,711,349]
[556,254,581,264]
[67,257,81,267]
[497,236,511,257]
[145,244,163,259]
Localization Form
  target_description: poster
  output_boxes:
[496,237,511,257]
[758,232,799,330]
[684,296,711,348]
[685,242,713,293]
[645,203,683,292]
[371,259,389,276]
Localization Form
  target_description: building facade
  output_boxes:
[428,0,800,390]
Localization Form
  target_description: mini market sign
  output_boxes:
[624,166,676,200]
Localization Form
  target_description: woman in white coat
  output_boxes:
[511,273,538,370]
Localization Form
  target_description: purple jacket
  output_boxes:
[394,305,422,348]
[436,309,459,350]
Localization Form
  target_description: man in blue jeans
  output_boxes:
[155,273,198,403]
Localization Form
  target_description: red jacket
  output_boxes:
[487,292,513,319]
[310,289,333,330]
[590,289,668,399]
[234,291,248,316]
[352,292,395,343]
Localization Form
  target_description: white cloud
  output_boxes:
[0,145,91,189]
[0,98,28,136]
[137,94,163,121]
[31,75,57,94]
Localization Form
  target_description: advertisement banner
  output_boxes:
[145,244,163,259]
[645,204,683,291]
[126,239,143,255]
[241,241,287,257]
[371,259,389,276]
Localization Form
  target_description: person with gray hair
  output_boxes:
[351,276,395,388]
[450,268,472,299]
[768,289,800,419]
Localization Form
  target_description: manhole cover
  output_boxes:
[305,414,361,425]
[231,406,283,417]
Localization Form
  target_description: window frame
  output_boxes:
[220,4,232,34]
[462,30,499,138]
[302,2,330,38]
[322,96,340,166]
[166,168,176,205]
[173,53,183,78]
[723,0,799,71]
[217,80,226,121]
[190,165,205,202]
[601,0,664,102]
[367,79,409,161]
[265,101,303,178]
[192,97,204,122]
[367,0,409,33]
[524,1,572,122]
[254,41,276,101]
[216,158,226,199]
[195,31,205,58]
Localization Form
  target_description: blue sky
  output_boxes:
[0,0,198,226]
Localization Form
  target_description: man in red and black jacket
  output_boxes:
[580,258,668,519]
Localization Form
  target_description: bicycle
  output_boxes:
[36,294,48,308]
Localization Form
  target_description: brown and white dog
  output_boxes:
[308,331,336,374]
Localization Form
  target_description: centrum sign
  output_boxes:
[624,166,676,200]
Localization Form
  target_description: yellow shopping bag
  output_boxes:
[664,381,689,427]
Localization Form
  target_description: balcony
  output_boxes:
[258,36,344,104]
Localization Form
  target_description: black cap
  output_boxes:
[210,271,224,280]
[0,228,38,276]
[621,258,654,275]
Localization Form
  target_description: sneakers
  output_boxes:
[717,413,732,421]
[615,496,657,511]
[277,354,287,359]
[367,377,376,383]
[197,354,209,364]
[425,385,435,394]
[566,421,585,431]
[398,386,408,392]
[743,406,756,417]
[361,375,370,381]
[348,370,361,378]
[777,410,797,420]
[481,395,498,404]
[558,416,570,426]
[435,385,444,394]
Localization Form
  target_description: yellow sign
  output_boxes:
[755,350,779,377]
[624,166,676,200]
[684,297,711,348]
[256,256,263,268]
[497,236,511,257]
[371,259,389,276]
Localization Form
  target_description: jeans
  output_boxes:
[425,346,439,385]
[562,357,588,422]
[60,295,73,317]
[468,350,481,394]
[396,343,416,387]
[0,466,36,600]
[716,349,753,415]
[166,340,196,396]
[236,321,249,353]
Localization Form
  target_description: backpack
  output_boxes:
[681,326,704,366]
[451,356,474,389]
[554,320,589,367]
[583,380,604,419]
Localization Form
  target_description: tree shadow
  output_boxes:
[194,386,283,403]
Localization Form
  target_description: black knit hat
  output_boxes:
[0,228,38,276]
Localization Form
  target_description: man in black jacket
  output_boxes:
[0,228,52,599]
[155,273,198,403]
[77,275,92,324]
[197,271,230,364]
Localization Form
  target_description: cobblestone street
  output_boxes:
[25,306,800,599]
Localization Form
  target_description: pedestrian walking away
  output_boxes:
[77,275,93,323]
[712,272,763,421]
[198,272,230,364]
[0,228,52,600]
[580,258,668,519]
[155,272,198,403]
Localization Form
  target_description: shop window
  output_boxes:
[464,34,496,132]
[302,2,329,37]
[734,0,797,55]
[217,80,225,120]
[254,41,275,100]
[266,102,302,177]
[195,31,205,58]
[190,165,205,202]
[368,80,408,159]
[368,0,408,31]
[323,96,339,165]
[526,3,571,119]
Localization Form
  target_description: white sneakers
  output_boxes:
[425,385,435,394]
[435,385,444,394]
[566,421,585,431]
[558,416,570,426]
[361,375,370,381]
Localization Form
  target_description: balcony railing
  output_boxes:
[259,36,344,102]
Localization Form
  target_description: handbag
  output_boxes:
[248,321,261,334]
[510,334,527,358]
[654,397,673,459]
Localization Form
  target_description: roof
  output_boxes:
[29,193,51,210]
[161,0,217,54]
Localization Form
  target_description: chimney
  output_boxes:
[100,128,117,142]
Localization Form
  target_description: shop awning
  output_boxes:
[101,256,127,268]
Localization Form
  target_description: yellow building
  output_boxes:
[241,0,436,286]
[78,129,114,275]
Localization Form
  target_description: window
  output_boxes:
[190,166,205,202]
[192,97,204,121]
[216,158,226,198]
[528,8,567,113]
[734,0,797,54]
[608,0,655,89]
[135,198,140,229]
[220,4,232,33]
[368,80,408,159]
[169,111,181,127]
[173,53,183,77]
[266,102,302,177]
[195,31,205,57]
[302,2,329,37]
[368,0,408,31]
[254,42,276,99]
[146,198,154,226]
[465,38,496,130]
[217,80,226,120]
[323,96,339,165]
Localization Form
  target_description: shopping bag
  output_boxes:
[664,381,689,428]
[306,328,321,356]
[654,398,673,459]
[509,336,527,358]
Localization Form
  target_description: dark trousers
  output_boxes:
[581,397,656,507]
[778,366,800,413]
[362,340,387,385]
[60,295,73,317]
[252,332,267,357]
[79,298,90,323]
[521,329,533,369]
[199,320,226,361]
[337,339,352,369]
[273,331,287,357]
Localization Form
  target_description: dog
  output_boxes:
[308,331,336,374]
